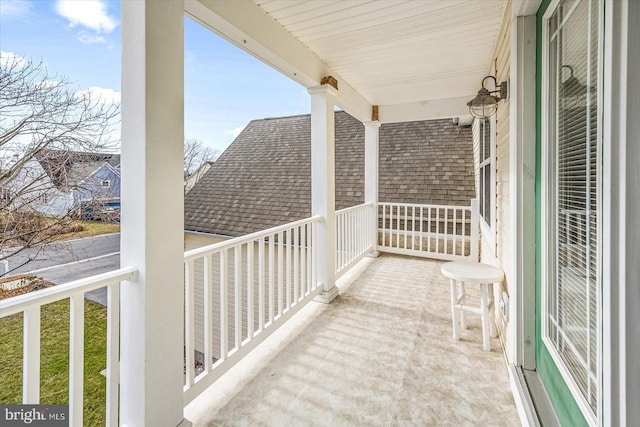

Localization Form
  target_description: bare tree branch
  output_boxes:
[0,55,120,275]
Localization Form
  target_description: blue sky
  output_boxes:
[0,0,310,154]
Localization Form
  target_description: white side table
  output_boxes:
[440,261,505,351]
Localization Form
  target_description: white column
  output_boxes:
[120,1,185,426]
[309,84,339,304]
[364,121,380,256]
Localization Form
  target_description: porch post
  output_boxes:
[309,84,339,304]
[120,1,185,426]
[364,121,380,256]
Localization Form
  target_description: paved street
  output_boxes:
[3,233,120,275]
[2,233,121,305]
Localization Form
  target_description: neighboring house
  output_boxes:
[183,111,475,361]
[185,111,475,239]
[1,150,121,217]
[184,161,213,194]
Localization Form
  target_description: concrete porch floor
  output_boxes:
[185,253,520,426]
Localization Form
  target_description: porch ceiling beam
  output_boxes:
[378,96,475,124]
[185,0,372,123]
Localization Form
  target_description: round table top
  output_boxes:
[440,261,504,283]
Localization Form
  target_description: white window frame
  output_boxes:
[101,179,111,188]
[478,115,496,251]
[540,0,603,424]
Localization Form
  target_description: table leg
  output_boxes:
[449,278,460,340]
[458,281,467,329]
[480,283,490,351]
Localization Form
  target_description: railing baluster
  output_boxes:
[463,208,467,256]
[293,226,299,304]
[307,224,312,294]
[381,204,386,248]
[286,230,292,310]
[278,231,284,317]
[436,207,440,253]
[106,282,119,427]
[220,250,228,360]
[234,245,241,350]
[453,208,459,255]
[427,207,432,252]
[269,236,274,324]
[419,206,424,252]
[352,210,356,259]
[301,225,307,296]
[247,243,254,339]
[337,215,342,270]
[395,205,400,248]
[312,222,318,288]
[344,212,348,267]
[258,237,265,331]
[444,208,449,254]
[404,205,408,249]
[22,306,40,404]
[359,208,363,254]
[69,293,84,427]
[203,254,212,373]
[411,205,416,250]
[185,259,195,385]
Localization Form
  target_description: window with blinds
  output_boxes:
[478,118,492,228]
[543,0,601,422]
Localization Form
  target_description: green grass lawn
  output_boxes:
[52,220,120,241]
[0,299,109,426]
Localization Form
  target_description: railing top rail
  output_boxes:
[184,215,322,262]
[0,266,137,318]
[335,202,374,215]
[378,201,472,210]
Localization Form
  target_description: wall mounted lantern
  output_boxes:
[466,76,509,119]
[560,65,593,108]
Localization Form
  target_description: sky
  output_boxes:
[0,0,310,155]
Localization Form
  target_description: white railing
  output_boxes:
[183,215,321,403]
[335,203,374,278]
[0,267,137,427]
[378,200,479,261]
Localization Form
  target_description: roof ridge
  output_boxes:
[258,110,350,122]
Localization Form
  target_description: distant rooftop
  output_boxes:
[35,149,120,189]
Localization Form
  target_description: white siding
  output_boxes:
[473,0,512,351]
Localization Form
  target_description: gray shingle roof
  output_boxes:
[35,149,121,189]
[185,111,474,237]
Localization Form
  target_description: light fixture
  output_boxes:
[561,65,588,98]
[560,65,595,109]
[467,76,508,119]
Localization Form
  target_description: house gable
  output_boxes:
[185,111,475,237]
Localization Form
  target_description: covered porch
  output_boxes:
[0,0,570,426]
[3,0,639,424]
[185,254,518,426]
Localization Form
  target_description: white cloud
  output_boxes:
[77,31,107,45]
[75,86,121,104]
[54,0,117,33]
[0,51,26,68]
[224,126,246,138]
[0,0,33,19]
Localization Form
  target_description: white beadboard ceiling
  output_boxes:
[253,0,507,107]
